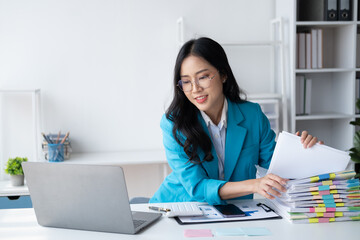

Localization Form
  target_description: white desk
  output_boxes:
[0,181,29,197]
[0,204,358,240]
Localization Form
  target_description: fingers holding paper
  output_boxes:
[296,131,324,148]
[254,174,288,200]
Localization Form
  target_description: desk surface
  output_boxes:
[0,203,358,240]
[0,180,29,197]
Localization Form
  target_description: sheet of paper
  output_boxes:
[267,131,350,179]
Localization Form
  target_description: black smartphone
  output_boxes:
[213,204,246,218]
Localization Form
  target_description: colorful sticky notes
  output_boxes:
[215,228,245,236]
[242,227,272,236]
[184,229,213,238]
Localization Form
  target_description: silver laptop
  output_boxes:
[22,162,161,234]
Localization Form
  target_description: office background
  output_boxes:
[0,0,276,198]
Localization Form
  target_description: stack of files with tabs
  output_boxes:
[272,171,360,224]
[264,131,359,223]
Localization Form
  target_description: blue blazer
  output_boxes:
[150,100,276,205]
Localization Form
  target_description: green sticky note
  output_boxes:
[242,227,271,236]
[215,228,245,236]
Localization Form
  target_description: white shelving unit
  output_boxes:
[275,0,359,151]
[177,18,289,135]
[250,98,280,135]
[0,89,42,180]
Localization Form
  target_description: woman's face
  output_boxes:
[180,55,226,119]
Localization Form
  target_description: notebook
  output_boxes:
[22,162,161,234]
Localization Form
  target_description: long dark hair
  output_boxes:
[166,37,246,164]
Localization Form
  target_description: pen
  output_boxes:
[56,131,61,144]
[41,132,53,144]
[148,206,171,213]
[60,132,70,144]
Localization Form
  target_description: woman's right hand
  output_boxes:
[253,173,288,199]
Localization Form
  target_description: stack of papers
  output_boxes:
[267,131,350,179]
[271,171,360,223]
[259,131,359,224]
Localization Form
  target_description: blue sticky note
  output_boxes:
[215,228,245,236]
[242,227,271,236]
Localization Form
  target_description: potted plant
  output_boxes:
[5,157,28,186]
[349,98,360,178]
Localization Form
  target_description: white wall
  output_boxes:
[0,0,275,195]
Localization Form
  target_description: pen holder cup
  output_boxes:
[47,143,65,162]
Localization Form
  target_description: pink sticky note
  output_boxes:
[184,229,213,238]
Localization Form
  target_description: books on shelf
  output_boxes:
[317,29,323,68]
[270,170,360,224]
[357,34,360,68]
[297,33,306,69]
[296,75,312,115]
[296,76,304,116]
[305,33,311,69]
[296,29,323,69]
[356,78,360,114]
[311,29,317,69]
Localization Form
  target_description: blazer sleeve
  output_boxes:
[161,115,227,205]
[257,104,276,169]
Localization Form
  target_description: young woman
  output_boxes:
[150,37,320,205]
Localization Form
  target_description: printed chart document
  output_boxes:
[267,131,350,179]
[175,200,280,225]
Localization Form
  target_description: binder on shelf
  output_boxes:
[325,0,338,21]
[357,33,360,68]
[296,75,305,116]
[338,0,352,21]
[298,33,306,69]
[304,78,312,115]
[317,29,323,68]
[356,79,360,114]
[297,0,325,21]
[305,33,311,69]
[295,75,312,115]
[311,29,318,69]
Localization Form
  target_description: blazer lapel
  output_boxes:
[198,114,219,180]
[224,100,247,181]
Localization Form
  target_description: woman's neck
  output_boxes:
[205,97,225,125]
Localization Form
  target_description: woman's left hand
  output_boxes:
[296,131,324,148]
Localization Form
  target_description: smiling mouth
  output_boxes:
[195,95,208,103]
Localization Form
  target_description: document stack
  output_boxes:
[271,170,360,223]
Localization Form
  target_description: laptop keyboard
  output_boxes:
[133,219,146,228]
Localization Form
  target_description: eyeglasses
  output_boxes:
[177,73,217,92]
